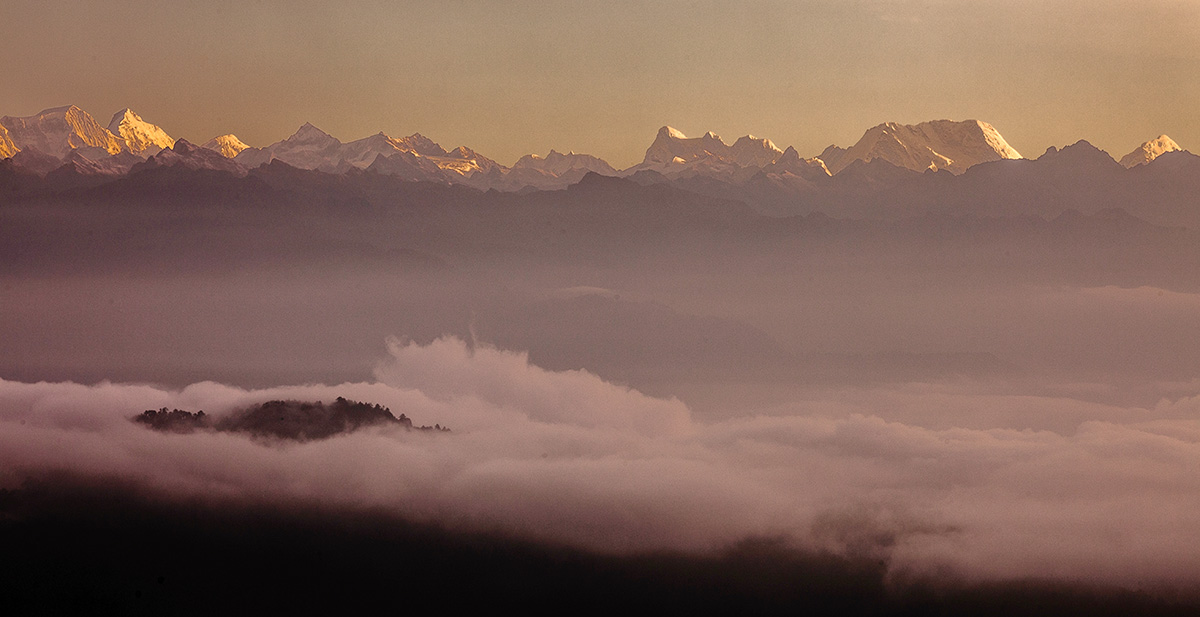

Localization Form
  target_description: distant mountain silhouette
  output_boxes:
[0,103,1065,192]
[2,103,1198,229]
[133,139,247,175]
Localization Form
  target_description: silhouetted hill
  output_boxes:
[0,158,45,196]
[134,397,447,441]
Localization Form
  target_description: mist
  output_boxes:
[4,165,1200,612]
[4,333,1200,588]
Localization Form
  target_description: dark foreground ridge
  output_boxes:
[134,397,449,440]
[0,474,1196,617]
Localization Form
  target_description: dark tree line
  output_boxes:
[134,396,449,441]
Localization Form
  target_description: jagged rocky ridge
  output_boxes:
[6,136,1197,228]
[0,103,1190,199]
[135,397,449,441]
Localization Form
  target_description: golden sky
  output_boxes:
[2,0,1197,167]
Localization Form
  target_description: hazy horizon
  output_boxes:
[5,2,1200,613]
[3,0,1197,167]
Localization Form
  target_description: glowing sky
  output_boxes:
[3,0,1197,167]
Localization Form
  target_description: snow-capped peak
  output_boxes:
[661,126,688,140]
[641,125,784,171]
[1119,134,1182,168]
[394,133,448,157]
[201,134,250,158]
[288,123,337,144]
[731,135,784,167]
[764,145,831,180]
[107,108,175,155]
[447,145,476,160]
[0,124,17,158]
[512,149,617,176]
[0,105,125,158]
[232,123,343,170]
[821,119,1022,175]
[973,120,1022,160]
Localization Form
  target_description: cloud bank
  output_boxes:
[2,336,1200,589]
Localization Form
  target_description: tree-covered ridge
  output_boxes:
[134,397,449,440]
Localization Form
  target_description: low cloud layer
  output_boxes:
[3,336,1200,588]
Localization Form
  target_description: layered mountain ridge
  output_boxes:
[0,103,1189,203]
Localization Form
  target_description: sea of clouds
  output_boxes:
[2,335,1199,588]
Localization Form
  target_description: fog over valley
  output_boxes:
[4,107,1200,613]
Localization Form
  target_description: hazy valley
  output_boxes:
[4,103,1200,613]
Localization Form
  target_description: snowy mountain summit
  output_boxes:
[514,150,617,176]
[201,134,251,158]
[107,109,175,155]
[820,119,1022,175]
[0,124,16,158]
[0,105,125,159]
[635,125,785,175]
[1119,135,1182,168]
[234,123,344,170]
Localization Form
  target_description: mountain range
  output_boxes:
[0,104,1189,205]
